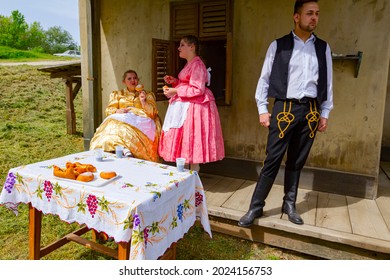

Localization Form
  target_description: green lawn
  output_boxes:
[0,45,78,62]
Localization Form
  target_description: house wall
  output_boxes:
[98,0,170,106]
[79,0,390,179]
[383,62,390,148]
[226,0,390,177]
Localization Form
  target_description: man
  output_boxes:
[238,0,333,227]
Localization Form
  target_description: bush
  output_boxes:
[0,45,67,61]
[30,46,45,53]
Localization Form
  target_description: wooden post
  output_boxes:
[65,78,77,135]
[28,204,42,260]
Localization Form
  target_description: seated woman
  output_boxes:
[89,69,162,162]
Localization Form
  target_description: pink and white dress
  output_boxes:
[158,56,225,164]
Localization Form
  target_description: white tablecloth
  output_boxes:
[0,151,211,260]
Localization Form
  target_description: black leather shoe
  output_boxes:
[282,170,304,225]
[238,209,263,227]
[282,203,304,225]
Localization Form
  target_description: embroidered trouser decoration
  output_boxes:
[276,101,295,139]
[306,101,320,138]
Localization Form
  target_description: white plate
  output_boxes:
[52,172,120,187]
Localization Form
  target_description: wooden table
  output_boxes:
[1,151,211,260]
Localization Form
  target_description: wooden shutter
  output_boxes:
[166,0,233,105]
[199,0,230,37]
[170,3,199,39]
[152,39,172,101]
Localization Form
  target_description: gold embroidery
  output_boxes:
[306,101,320,138]
[277,101,295,139]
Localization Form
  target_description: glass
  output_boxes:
[176,158,186,172]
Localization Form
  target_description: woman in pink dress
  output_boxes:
[158,35,225,171]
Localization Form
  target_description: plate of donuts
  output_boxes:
[53,170,120,187]
[52,162,119,187]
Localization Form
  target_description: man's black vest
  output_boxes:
[268,32,328,104]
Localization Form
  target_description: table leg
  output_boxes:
[28,204,42,260]
[117,242,130,260]
[158,243,177,260]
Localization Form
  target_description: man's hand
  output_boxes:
[259,113,271,128]
[318,117,328,132]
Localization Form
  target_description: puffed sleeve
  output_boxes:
[105,91,120,116]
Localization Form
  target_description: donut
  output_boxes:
[67,162,97,173]
[100,171,117,179]
[53,165,77,180]
[76,172,94,182]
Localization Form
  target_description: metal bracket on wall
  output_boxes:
[332,51,363,78]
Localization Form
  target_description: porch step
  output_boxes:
[208,206,390,260]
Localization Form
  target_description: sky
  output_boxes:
[0,0,80,45]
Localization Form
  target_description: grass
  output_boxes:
[0,62,316,260]
[0,46,78,62]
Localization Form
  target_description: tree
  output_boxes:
[10,10,29,49]
[26,22,46,51]
[43,26,78,54]
[0,10,28,49]
[0,15,12,46]
[0,10,78,53]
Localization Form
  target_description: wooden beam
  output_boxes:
[50,70,81,79]
[66,233,118,259]
[83,0,102,150]
[73,80,81,98]
[65,78,77,134]
[39,226,91,258]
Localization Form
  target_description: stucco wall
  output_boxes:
[80,0,390,178]
[99,0,171,116]
[221,0,390,176]
[383,62,390,148]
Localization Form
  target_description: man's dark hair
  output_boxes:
[294,0,318,14]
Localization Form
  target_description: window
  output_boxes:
[152,0,233,105]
